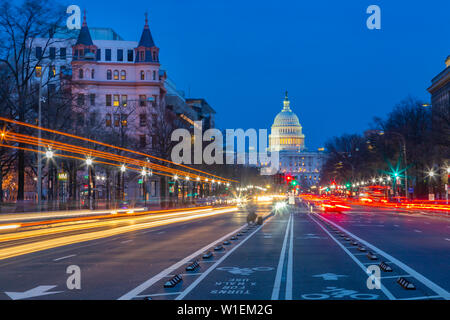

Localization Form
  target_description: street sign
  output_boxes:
[288,195,295,205]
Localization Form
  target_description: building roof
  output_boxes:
[75,11,94,46]
[272,92,301,127]
[138,13,156,47]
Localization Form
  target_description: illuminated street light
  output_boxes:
[173,175,179,180]
[428,170,435,177]
[45,150,53,158]
[196,177,200,181]
[120,164,126,172]
[86,158,93,166]
[185,176,190,181]
[141,168,147,176]
[205,178,209,182]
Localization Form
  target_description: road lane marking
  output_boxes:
[53,254,76,262]
[316,214,450,300]
[175,223,266,300]
[118,221,248,300]
[271,214,292,300]
[445,238,450,242]
[402,295,442,300]
[137,291,182,298]
[286,213,294,300]
[121,240,132,244]
[381,274,411,279]
[308,214,395,300]
[413,230,422,233]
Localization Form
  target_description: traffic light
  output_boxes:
[291,178,298,187]
[285,174,292,184]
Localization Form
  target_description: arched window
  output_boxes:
[121,70,126,80]
[91,69,95,79]
[113,70,119,80]
[152,70,156,80]
[79,69,83,79]
[106,70,112,80]
[140,70,145,80]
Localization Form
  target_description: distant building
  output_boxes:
[261,92,326,186]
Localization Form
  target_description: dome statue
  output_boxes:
[269,92,305,152]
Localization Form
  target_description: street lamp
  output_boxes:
[45,149,53,159]
[86,158,93,166]
[120,164,126,172]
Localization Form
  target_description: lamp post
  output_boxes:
[378,131,408,200]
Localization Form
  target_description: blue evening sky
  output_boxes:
[66,0,449,149]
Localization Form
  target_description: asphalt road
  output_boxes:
[0,203,448,300]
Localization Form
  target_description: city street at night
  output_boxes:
[0,0,448,314]
[0,203,448,301]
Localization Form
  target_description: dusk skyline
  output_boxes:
[69,0,450,148]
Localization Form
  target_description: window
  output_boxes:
[113,95,120,107]
[113,70,119,80]
[139,135,146,148]
[35,47,42,59]
[117,49,123,61]
[49,47,55,59]
[113,114,120,127]
[89,94,95,106]
[60,47,66,59]
[79,69,83,79]
[106,94,112,106]
[152,135,157,149]
[152,51,157,61]
[127,49,133,62]
[140,70,145,80]
[89,112,96,126]
[106,70,112,80]
[105,49,111,61]
[91,69,95,79]
[96,48,101,61]
[48,66,56,78]
[121,95,127,107]
[120,70,126,80]
[121,114,127,127]
[76,113,84,126]
[35,65,42,77]
[152,114,157,128]
[105,114,111,127]
[139,95,146,107]
[139,114,146,127]
[77,94,85,106]
[139,51,144,61]
[152,71,156,80]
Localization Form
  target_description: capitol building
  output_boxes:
[262,92,326,186]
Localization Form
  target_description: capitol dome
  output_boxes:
[269,92,305,152]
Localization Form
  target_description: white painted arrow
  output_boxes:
[5,285,63,300]
[313,273,348,280]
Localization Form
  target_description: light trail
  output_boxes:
[0,206,219,242]
[0,116,238,183]
[0,206,238,260]
[2,133,224,183]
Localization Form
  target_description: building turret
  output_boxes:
[135,13,159,63]
[72,10,98,60]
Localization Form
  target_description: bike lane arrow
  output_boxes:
[313,273,348,280]
[5,285,63,300]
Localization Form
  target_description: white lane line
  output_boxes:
[285,214,294,300]
[317,214,450,300]
[445,238,450,242]
[401,295,442,300]
[53,254,76,262]
[271,215,292,300]
[308,215,396,300]
[137,292,182,298]
[165,273,203,277]
[117,223,248,300]
[121,240,132,244]
[381,274,411,279]
[175,223,266,300]
[414,230,422,233]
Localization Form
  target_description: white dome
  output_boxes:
[269,93,305,152]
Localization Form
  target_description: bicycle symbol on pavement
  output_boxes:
[301,286,379,300]
[217,267,274,276]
